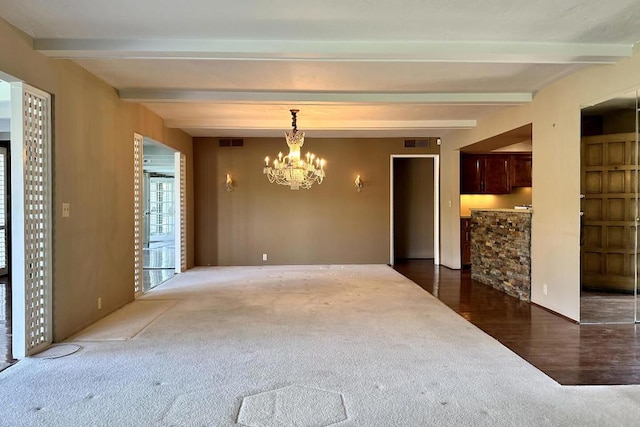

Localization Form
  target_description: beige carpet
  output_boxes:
[1,265,640,426]
[69,300,177,341]
[30,344,82,359]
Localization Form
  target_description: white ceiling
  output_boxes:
[143,136,176,174]
[1,0,640,138]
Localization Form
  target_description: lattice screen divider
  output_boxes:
[173,152,187,273]
[179,153,187,272]
[10,83,53,358]
[133,133,144,296]
[0,148,7,273]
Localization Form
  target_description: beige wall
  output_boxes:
[193,139,218,265]
[0,18,195,341]
[194,137,438,265]
[441,46,640,321]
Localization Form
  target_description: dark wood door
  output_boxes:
[580,133,636,293]
[483,156,510,194]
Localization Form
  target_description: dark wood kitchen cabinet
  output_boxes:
[460,153,532,194]
[461,217,472,267]
[460,154,511,194]
[511,154,532,187]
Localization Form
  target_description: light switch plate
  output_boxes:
[62,203,70,217]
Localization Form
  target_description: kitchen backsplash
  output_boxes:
[460,187,532,217]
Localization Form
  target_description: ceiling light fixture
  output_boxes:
[263,109,325,190]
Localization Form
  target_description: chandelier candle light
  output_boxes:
[263,109,325,190]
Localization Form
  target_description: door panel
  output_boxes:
[581,134,636,293]
[143,176,175,270]
[460,155,482,193]
[483,156,510,194]
[511,154,532,187]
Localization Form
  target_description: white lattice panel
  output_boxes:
[23,91,51,351]
[11,84,52,357]
[133,133,144,296]
[0,148,6,271]
[180,153,187,272]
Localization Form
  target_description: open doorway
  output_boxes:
[142,137,178,291]
[580,90,639,324]
[390,155,440,266]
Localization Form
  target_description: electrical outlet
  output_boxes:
[262,253,268,261]
[62,203,70,217]
[543,284,548,296]
[97,297,102,310]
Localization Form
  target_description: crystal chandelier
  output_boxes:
[263,109,325,190]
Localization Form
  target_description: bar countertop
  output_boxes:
[470,208,532,214]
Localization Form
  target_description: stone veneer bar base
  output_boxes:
[471,209,532,301]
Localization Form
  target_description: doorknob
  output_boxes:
[580,194,585,199]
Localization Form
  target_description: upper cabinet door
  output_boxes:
[460,153,529,194]
[460,155,483,194]
[511,154,532,187]
[483,156,511,194]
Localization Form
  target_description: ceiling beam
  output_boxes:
[120,90,532,105]
[166,119,476,130]
[34,39,632,64]
[185,128,457,138]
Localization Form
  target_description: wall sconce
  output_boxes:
[355,175,363,192]
[225,173,234,192]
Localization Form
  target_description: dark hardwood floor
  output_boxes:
[581,289,637,324]
[393,259,640,386]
